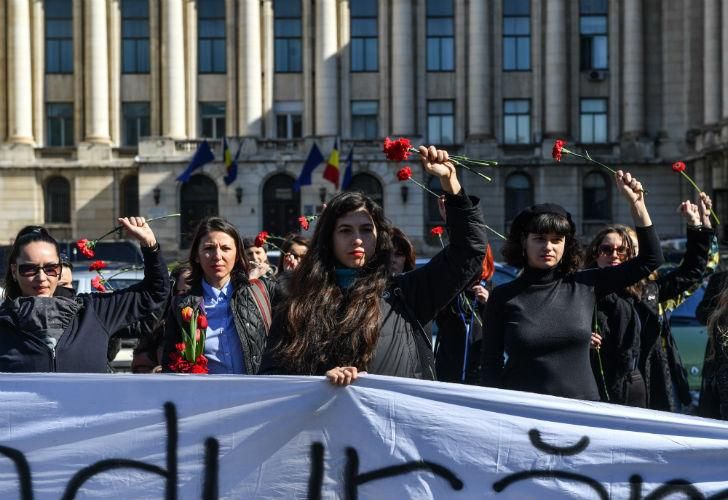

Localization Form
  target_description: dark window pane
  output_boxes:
[581,0,608,14]
[427,18,454,36]
[427,0,453,16]
[503,0,530,16]
[291,114,302,137]
[45,176,71,223]
[351,0,377,17]
[364,38,378,70]
[275,0,301,17]
[276,115,288,138]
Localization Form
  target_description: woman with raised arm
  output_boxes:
[0,219,169,372]
[481,171,664,400]
[260,146,487,384]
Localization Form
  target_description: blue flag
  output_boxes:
[177,140,215,183]
[294,143,325,192]
[341,146,354,190]
[223,138,243,186]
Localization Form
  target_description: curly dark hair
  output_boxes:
[270,191,394,374]
[501,212,583,274]
[585,225,644,298]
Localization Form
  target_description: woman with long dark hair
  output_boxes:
[260,146,487,384]
[481,171,664,400]
[163,217,275,374]
[390,227,416,274]
[0,219,169,372]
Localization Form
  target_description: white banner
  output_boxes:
[0,374,727,499]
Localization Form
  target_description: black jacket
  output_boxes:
[163,275,276,374]
[0,246,169,373]
[260,192,487,379]
[635,226,713,412]
[696,270,728,418]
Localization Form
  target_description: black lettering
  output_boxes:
[492,470,608,499]
[60,401,178,500]
[307,442,324,500]
[202,437,219,500]
[344,447,463,500]
[0,445,33,500]
[528,429,589,456]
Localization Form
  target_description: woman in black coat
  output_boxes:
[0,219,169,372]
[481,171,663,401]
[260,146,487,384]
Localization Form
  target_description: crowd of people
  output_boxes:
[1,145,727,420]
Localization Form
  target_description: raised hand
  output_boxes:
[418,145,461,195]
[118,217,157,248]
[678,200,701,226]
[615,170,652,227]
[698,192,713,229]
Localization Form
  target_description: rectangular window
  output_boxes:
[580,0,608,70]
[46,103,74,146]
[274,101,303,139]
[275,0,302,73]
[200,102,226,138]
[351,100,378,139]
[427,100,454,144]
[122,0,150,73]
[198,0,226,73]
[426,0,454,71]
[122,102,150,146]
[503,99,530,144]
[580,98,608,143]
[351,0,378,72]
[503,0,530,71]
[45,0,73,74]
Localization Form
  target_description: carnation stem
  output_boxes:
[93,213,182,243]
[407,147,493,182]
[562,150,648,194]
[409,178,442,198]
[484,224,506,241]
[680,171,721,224]
[448,158,492,182]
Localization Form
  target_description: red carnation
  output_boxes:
[430,226,444,237]
[254,231,269,248]
[197,315,208,329]
[397,166,413,181]
[552,139,567,162]
[298,216,310,231]
[91,275,106,292]
[672,161,686,173]
[88,260,106,271]
[383,137,413,162]
[76,239,96,259]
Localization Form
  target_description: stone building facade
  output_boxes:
[0,0,724,260]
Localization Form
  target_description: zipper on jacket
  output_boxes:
[17,329,58,372]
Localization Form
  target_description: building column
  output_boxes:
[261,0,275,138]
[84,0,110,143]
[184,0,197,138]
[391,0,414,136]
[544,0,568,137]
[238,0,263,136]
[467,0,491,137]
[704,0,721,125]
[622,0,643,136]
[31,0,45,145]
[7,0,34,143]
[314,0,338,136]
[161,0,186,139]
[722,0,728,120]
[108,0,121,145]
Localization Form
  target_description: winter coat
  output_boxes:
[636,226,713,412]
[163,275,276,374]
[260,192,488,379]
[0,246,169,372]
[696,270,728,418]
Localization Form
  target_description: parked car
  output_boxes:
[670,283,709,393]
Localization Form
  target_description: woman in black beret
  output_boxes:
[481,171,664,401]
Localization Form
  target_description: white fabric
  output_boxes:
[0,373,726,499]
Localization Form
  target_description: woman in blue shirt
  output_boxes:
[163,217,274,374]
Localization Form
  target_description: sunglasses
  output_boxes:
[17,262,62,278]
[597,245,628,257]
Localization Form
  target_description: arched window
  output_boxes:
[45,176,71,223]
[120,175,139,218]
[347,173,383,208]
[505,172,533,226]
[180,175,218,249]
[263,174,300,236]
[583,171,611,236]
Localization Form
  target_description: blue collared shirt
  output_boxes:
[201,280,245,374]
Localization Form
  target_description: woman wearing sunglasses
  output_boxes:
[482,171,664,401]
[586,195,714,411]
[0,218,169,372]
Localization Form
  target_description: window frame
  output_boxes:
[502,0,531,71]
[121,0,150,74]
[46,102,75,147]
[351,100,379,140]
[503,99,531,145]
[199,102,226,139]
[45,0,74,74]
[579,0,608,71]
[122,102,151,147]
[426,0,455,72]
[582,170,611,226]
[44,176,72,224]
[427,100,455,145]
[274,101,303,139]
[274,0,303,73]
[198,0,226,74]
[350,0,378,72]
[580,98,608,144]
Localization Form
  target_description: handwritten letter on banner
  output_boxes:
[0,374,727,499]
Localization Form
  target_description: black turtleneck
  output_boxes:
[481,225,663,401]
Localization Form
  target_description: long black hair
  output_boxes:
[187,217,250,288]
[4,226,61,300]
[272,191,394,374]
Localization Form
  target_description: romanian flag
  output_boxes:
[322,138,340,188]
[222,137,241,186]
